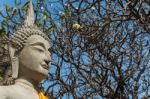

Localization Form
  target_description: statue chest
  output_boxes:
[0,85,40,99]
[14,84,39,99]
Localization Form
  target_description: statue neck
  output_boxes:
[15,78,40,92]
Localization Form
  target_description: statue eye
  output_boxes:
[33,46,45,52]
[37,48,44,52]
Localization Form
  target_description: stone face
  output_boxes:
[0,35,50,99]
[18,35,51,82]
[0,1,51,99]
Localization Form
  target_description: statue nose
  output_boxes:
[44,52,51,65]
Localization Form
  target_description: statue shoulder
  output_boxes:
[0,86,11,99]
[0,85,16,99]
[0,84,38,99]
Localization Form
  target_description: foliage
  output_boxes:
[0,0,150,98]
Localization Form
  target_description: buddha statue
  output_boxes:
[0,1,51,99]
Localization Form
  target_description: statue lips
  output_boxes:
[41,64,49,70]
[41,60,51,70]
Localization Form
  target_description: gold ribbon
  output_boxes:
[38,90,48,99]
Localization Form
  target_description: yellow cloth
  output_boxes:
[38,91,48,99]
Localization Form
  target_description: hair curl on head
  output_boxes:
[10,25,50,52]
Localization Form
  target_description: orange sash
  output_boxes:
[38,90,48,99]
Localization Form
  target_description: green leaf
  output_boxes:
[22,1,30,11]
[44,11,50,18]
[41,15,47,20]
[40,11,50,20]
[0,28,6,37]
[60,13,66,20]
[3,16,9,24]
[35,22,42,28]
[7,8,14,14]
[3,4,9,9]
[65,9,71,16]
[22,6,28,11]
[0,76,3,81]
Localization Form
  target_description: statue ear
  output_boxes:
[9,45,19,79]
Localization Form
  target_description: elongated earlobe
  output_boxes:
[9,46,19,79]
[11,57,19,78]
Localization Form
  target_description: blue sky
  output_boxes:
[0,0,13,7]
[0,0,25,8]
[0,0,149,98]
[0,0,26,22]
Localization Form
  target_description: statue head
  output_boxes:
[8,1,51,82]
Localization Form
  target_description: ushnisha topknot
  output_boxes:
[10,1,50,52]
